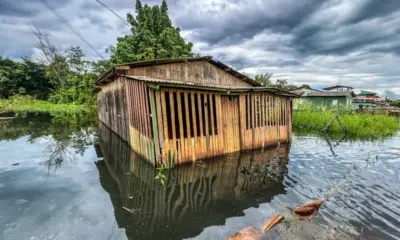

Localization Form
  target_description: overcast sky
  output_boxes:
[1,0,400,96]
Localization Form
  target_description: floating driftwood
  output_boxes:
[227,199,325,239]
[262,214,284,232]
[227,227,261,240]
[288,199,325,218]
[227,214,284,240]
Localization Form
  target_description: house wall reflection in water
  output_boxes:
[96,123,291,240]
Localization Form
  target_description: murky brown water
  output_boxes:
[1,114,399,240]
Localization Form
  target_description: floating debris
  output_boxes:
[262,214,284,232]
[301,199,324,209]
[12,163,20,166]
[227,227,261,240]
[287,199,324,218]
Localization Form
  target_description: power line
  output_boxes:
[39,0,105,60]
[96,0,131,27]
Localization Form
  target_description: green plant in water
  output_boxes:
[155,164,167,185]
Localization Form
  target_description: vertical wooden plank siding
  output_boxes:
[106,79,156,165]
[204,94,210,151]
[169,90,177,160]
[209,94,215,156]
[160,89,170,162]
[190,93,198,161]
[149,89,160,165]
[98,80,293,166]
[155,91,165,149]
[176,90,185,164]
[184,92,192,161]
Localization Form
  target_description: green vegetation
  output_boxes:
[390,99,400,108]
[0,46,103,105]
[110,0,196,63]
[0,95,93,115]
[293,105,399,139]
[254,73,299,91]
[1,0,195,115]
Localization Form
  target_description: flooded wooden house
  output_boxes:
[96,56,296,166]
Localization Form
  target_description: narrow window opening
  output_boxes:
[180,92,188,138]
[188,94,195,138]
[245,95,249,130]
[194,93,201,136]
[115,91,121,116]
[173,92,180,139]
[201,94,207,136]
[165,92,173,139]
[212,94,218,135]
[249,95,253,129]
[207,95,213,135]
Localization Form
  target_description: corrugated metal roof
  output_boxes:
[96,56,261,86]
[305,91,355,97]
[323,85,354,90]
[122,75,298,97]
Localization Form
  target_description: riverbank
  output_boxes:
[293,108,399,139]
[0,96,95,116]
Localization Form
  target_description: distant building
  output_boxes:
[323,85,354,92]
[353,90,389,109]
[293,85,355,108]
[303,91,355,107]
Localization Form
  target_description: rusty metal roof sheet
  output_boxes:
[122,75,298,97]
[96,56,262,86]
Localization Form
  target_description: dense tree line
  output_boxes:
[0,57,52,99]
[0,47,108,104]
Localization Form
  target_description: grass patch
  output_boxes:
[293,107,399,139]
[0,95,94,116]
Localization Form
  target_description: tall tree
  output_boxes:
[254,73,273,87]
[110,0,196,63]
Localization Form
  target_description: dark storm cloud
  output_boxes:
[0,0,68,17]
[1,0,400,94]
[344,0,400,24]
[172,0,400,59]
[174,0,327,46]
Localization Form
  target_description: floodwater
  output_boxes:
[1,114,400,240]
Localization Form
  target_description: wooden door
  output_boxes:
[221,96,241,154]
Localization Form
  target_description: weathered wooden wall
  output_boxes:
[153,87,292,165]
[97,78,130,143]
[98,77,157,166]
[125,79,156,165]
[126,60,252,87]
[156,88,225,165]
[239,93,291,150]
[97,77,292,167]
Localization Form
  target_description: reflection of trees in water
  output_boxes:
[96,122,291,240]
[1,111,98,173]
[43,140,75,176]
